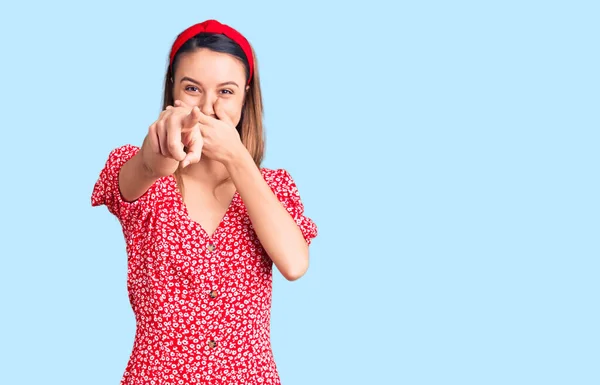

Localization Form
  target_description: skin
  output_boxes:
[119,48,309,281]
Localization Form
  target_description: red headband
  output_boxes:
[169,19,254,84]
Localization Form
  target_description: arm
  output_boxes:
[225,150,310,281]
[119,105,203,202]
[119,135,178,202]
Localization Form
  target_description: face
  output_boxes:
[172,48,249,125]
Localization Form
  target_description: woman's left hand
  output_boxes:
[174,99,246,165]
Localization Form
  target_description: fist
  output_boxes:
[146,103,204,173]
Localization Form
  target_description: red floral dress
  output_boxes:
[91,145,318,385]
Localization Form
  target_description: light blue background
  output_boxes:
[0,1,598,384]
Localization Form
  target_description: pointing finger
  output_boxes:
[183,106,202,129]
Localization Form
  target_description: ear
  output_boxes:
[242,85,250,105]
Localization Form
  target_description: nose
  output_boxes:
[199,94,216,117]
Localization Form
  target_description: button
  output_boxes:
[207,244,216,252]
[209,290,218,299]
[208,339,217,348]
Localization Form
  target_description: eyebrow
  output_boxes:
[180,76,240,88]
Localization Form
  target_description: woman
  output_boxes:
[92,19,318,385]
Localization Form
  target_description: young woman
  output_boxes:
[91,19,318,385]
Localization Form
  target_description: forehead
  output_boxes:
[174,48,246,83]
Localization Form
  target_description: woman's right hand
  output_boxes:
[143,104,204,176]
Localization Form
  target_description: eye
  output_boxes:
[220,89,234,95]
[185,85,199,92]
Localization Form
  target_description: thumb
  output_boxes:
[181,129,203,168]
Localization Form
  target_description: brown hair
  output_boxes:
[162,33,265,195]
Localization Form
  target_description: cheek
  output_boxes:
[173,88,196,105]
[224,97,245,124]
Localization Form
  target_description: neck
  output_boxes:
[180,158,230,187]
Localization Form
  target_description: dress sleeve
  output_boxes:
[91,144,156,226]
[272,169,318,245]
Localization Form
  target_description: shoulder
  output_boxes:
[260,167,316,241]
[92,144,168,216]
[260,167,294,189]
[94,144,140,181]
[105,144,141,164]
[260,167,307,204]
[95,144,141,179]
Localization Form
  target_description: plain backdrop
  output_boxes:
[0,1,598,384]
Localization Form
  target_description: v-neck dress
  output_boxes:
[91,144,318,385]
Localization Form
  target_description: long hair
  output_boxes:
[162,33,265,195]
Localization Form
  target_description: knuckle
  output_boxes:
[156,120,165,134]
[167,139,180,151]
[156,118,166,131]
[167,112,181,125]
[159,109,170,119]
